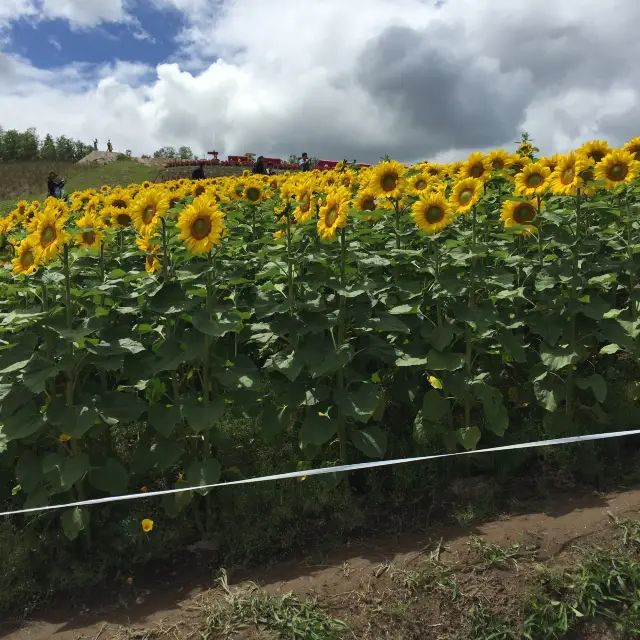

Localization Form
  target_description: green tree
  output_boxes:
[153,147,177,159]
[41,134,57,161]
[18,128,39,160]
[0,129,21,161]
[178,146,193,160]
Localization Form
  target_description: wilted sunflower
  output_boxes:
[370,160,406,199]
[31,206,69,263]
[176,196,225,254]
[131,188,170,237]
[12,236,39,275]
[449,178,482,214]
[515,163,551,196]
[623,136,640,161]
[75,212,104,250]
[486,149,510,172]
[595,148,640,189]
[317,187,350,241]
[578,139,610,164]
[550,152,587,196]
[412,192,454,235]
[500,198,541,236]
[294,183,315,223]
[517,142,533,157]
[461,152,491,181]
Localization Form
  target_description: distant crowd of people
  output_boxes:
[191,152,313,180]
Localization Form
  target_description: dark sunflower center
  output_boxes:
[469,164,484,178]
[561,167,575,184]
[22,249,34,267]
[142,205,155,224]
[414,179,427,190]
[82,231,96,245]
[608,163,628,181]
[117,214,132,226]
[590,151,605,162]
[113,199,126,209]
[41,225,56,247]
[526,173,543,187]
[300,193,310,211]
[194,185,205,197]
[492,159,505,170]
[459,188,474,205]
[511,163,524,174]
[631,147,640,161]
[581,168,595,182]
[326,177,336,186]
[361,196,376,211]
[342,177,350,187]
[246,187,261,202]
[325,205,339,226]
[235,185,244,196]
[382,174,398,191]
[191,216,211,240]
[426,206,445,224]
[513,203,536,224]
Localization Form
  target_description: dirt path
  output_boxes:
[3,487,640,639]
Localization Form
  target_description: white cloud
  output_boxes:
[39,0,130,27]
[1,0,640,163]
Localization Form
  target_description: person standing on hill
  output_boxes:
[47,171,66,199]
[107,140,113,153]
[299,152,310,171]
[93,139,98,151]
[192,163,205,180]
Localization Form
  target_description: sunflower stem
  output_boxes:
[285,203,295,312]
[202,252,214,531]
[464,207,477,431]
[433,239,443,329]
[336,227,348,466]
[566,191,581,430]
[536,195,543,268]
[394,199,401,250]
[625,194,636,322]
[161,218,168,281]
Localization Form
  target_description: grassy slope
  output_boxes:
[0,160,160,216]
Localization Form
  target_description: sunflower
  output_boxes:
[623,136,640,161]
[500,198,541,236]
[107,190,131,210]
[75,212,104,250]
[408,172,430,193]
[486,149,510,172]
[136,235,159,253]
[140,181,152,190]
[412,192,454,235]
[230,180,246,201]
[460,152,491,181]
[317,187,350,241]
[11,200,30,222]
[425,163,445,180]
[370,160,406,199]
[273,230,286,240]
[515,163,551,196]
[176,196,225,255]
[100,185,111,194]
[517,142,533,157]
[578,139,610,164]
[550,152,588,196]
[191,181,207,198]
[145,255,162,274]
[354,188,378,213]
[538,154,560,172]
[12,236,39,275]
[449,177,482,214]
[594,148,640,189]
[109,206,133,229]
[31,206,69,264]
[293,183,315,223]
[0,215,15,236]
[243,181,264,204]
[131,188,170,237]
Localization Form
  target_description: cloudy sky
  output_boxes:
[0,0,639,163]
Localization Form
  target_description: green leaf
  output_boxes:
[388,304,418,315]
[427,349,465,371]
[191,310,237,337]
[60,507,90,541]
[540,343,578,371]
[162,479,192,518]
[264,348,304,382]
[43,453,90,493]
[89,459,129,495]
[350,426,387,458]
[213,355,263,391]
[395,354,428,367]
[46,399,98,439]
[300,411,337,446]
[534,377,565,412]
[148,403,181,437]
[575,374,607,403]
[543,412,567,437]
[422,326,455,351]
[334,383,379,423]
[422,389,447,422]
[22,356,59,393]
[600,343,621,355]
[366,314,410,333]
[16,451,43,493]
[97,391,147,423]
[3,402,46,442]
[86,338,146,356]
[500,331,527,363]
[261,403,293,439]
[182,395,225,433]
[149,282,190,314]
[457,426,481,450]
[186,459,222,496]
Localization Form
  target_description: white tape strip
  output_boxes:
[2,428,639,518]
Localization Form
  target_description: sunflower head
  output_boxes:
[515,163,551,196]
[75,212,104,250]
[449,177,482,214]
[408,173,431,193]
[12,236,40,275]
[176,195,226,255]
[578,139,610,164]
[131,188,170,237]
[594,148,640,190]
[517,142,533,157]
[31,206,70,264]
[461,152,491,181]
[550,152,589,196]
[500,197,541,236]
[370,160,407,199]
[243,181,264,204]
[412,192,454,235]
[487,149,510,172]
[623,136,640,161]
[317,187,350,241]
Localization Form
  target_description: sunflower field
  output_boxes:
[0,134,639,541]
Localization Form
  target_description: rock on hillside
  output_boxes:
[77,151,167,168]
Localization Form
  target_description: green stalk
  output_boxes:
[464,207,477,430]
[202,252,214,530]
[336,228,348,464]
[394,199,401,250]
[536,195,543,268]
[433,239,443,329]
[161,218,168,281]
[566,191,581,429]
[286,203,295,311]
[625,194,636,321]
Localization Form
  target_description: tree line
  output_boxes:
[0,127,93,163]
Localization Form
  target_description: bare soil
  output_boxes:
[3,486,640,640]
